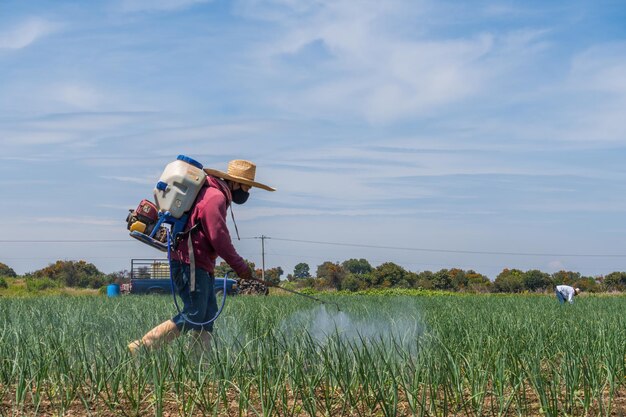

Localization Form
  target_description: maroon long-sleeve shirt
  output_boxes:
[171,176,250,278]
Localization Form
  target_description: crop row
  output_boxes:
[0,294,624,416]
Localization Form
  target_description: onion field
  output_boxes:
[0,293,624,416]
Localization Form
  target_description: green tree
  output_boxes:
[575,276,600,293]
[551,270,581,287]
[265,267,284,286]
[106,270,130,284]
[215,259,257,279]
[293,263,311,279]
[214,261,233,277]
[403,271,419,288]
[341,273,366,292]
[371,262,406,287]
[432,269,453,290]
[449,268,468,290]
[602,271,626,291]
[0,262,16,277]
[523,269,551,292]
[341,258,373,275]
[316,261,346,290]
[494,268,525,293]
[416,270,435,289]
[31,260,105,289]
[297,277,316,289]
[466,270,492,292]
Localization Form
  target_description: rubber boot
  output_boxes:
[128,320,180,355]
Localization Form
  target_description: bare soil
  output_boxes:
[1,383,624,416]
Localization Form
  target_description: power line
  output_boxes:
[1,256,132,260]
[266,237,626,258]
[1,236,625,259]
[262,250,507,270]
[0,240,130,243]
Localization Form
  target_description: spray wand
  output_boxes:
[244,276,341,311]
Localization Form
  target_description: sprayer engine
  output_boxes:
[126,199,168,244]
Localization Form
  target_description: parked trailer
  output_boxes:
[123,258,238,295]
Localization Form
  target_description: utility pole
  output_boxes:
[254,235,269,280]
[261,235,266,281]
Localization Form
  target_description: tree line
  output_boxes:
[298,259,626,293]
[1,259,625,293]
[0,261,123,291]
[216,258,626,293]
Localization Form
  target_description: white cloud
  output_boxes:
[0,112,146,146]
[362,35,494,122]
[0,179,52,186]
[235,205,494,221]
[100,175,156,185]
[512,45,626,144]
[51,84,102,110]
[517,200,626,213]
[146,121,276,143]
[275,143,574,181]
[0,18,57,50]
[250,1,551,124]
[548,260,565,271]
[2,81,118,114]
[117,0,213,12]
[1,130,80,146]
[28,113,145,130]
[569,42,626,94]
[34,216,120,226]
[0,156,46,162]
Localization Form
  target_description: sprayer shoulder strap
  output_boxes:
[188,233,196,292]
[173,221,202,248]
[173,221,202,292]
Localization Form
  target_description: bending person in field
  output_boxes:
[128,160,275,354]
[555,284,580,304]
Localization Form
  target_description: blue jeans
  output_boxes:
[170,260,217,332]
[555,289,566,304]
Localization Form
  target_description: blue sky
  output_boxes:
[1,0,625,279]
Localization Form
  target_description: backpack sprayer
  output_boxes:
[126,155,229,326]
[127,155,340,325]
[126,155,205,252]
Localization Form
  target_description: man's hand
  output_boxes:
[238,267,252,281]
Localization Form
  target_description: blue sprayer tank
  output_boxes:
[107,283,120,297]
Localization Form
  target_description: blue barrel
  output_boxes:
[107,283,120,297]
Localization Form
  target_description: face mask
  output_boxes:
[231,188,249,205]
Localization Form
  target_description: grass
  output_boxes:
[0,278,99,297]
[0,293,624,416]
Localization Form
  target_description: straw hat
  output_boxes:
[204,160,275,191]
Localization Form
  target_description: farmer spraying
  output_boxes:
[555,284,580,304]
[128,159,275,354]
